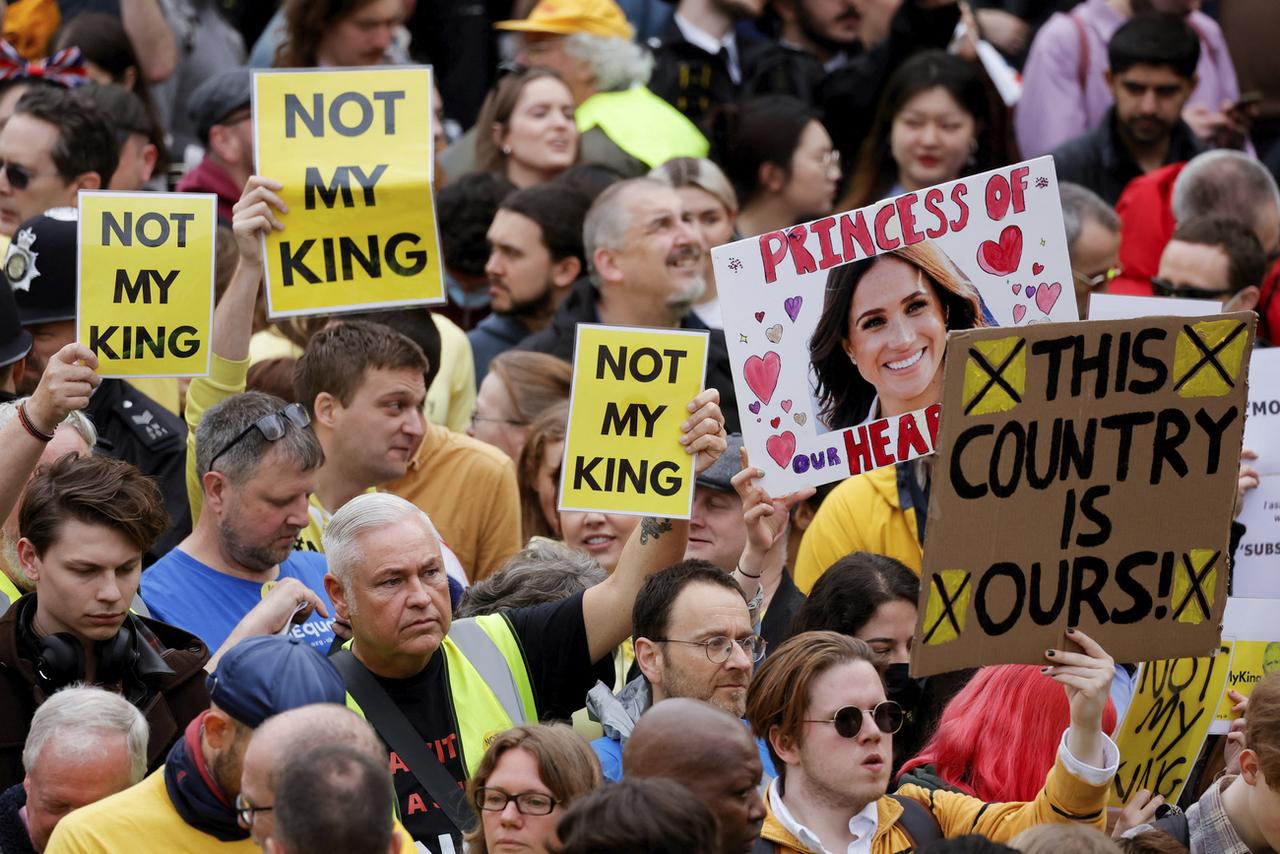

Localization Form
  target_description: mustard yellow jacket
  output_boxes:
[758,753,1109,853]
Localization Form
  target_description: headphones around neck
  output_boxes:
[31,619,140,693]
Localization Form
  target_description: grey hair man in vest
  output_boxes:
[322,395,726,854]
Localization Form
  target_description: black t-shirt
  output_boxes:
[371,592,596,852]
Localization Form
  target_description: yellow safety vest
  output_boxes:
[575,85,709,169]
[344,613,538,776]
[0,572,21,612]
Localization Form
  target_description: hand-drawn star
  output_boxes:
[728,258,743,272]
[1040,238,1046,246]
[739,334,749,343]
[1035,176,1049,189]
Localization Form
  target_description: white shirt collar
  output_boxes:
[673,13,741,84]
[768,781,880,854]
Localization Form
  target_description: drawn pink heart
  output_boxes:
[1012,283,1021,294]
[976,225,1023,277]
[1013,304,1027,324]
[781,399,793,413]
[1032,262,1044,275]
[1035,281,1062,315]
[754,311,765,323]
[748,401,761,414]
[766,431,796,468]
[743,351,781,405]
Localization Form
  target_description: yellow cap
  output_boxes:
[495,0,634,40]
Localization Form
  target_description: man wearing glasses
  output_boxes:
[590,560,774,781]
[1152,215,1267,312]
[140,391,338,655]
[1060,182,1122,320]
[745,630,1119,853]
[0,87,117,238]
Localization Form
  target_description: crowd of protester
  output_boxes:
[0,0,1276,852]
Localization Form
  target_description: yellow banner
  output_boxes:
[252,67,444,318]
[1214,640,1280,729]
[77,192,215,377]
[1111,646,1232,808]
[560,325,709,518]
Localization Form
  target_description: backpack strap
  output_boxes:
[890,794,944,850]
[1069,10,1090,92]
[448,617,529,726]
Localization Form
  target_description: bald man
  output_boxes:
[623,698,766,854]
[239,704,415,853]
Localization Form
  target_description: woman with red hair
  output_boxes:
[898,664,1119,803]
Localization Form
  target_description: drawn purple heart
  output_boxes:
[784,296,803,322]
[1025,285,1037,298]
[748,401,761,414]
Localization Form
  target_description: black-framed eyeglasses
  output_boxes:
[469,411,529,430]
[474,787,560,816]
[208,403,311,470]
[0,159,36,191]
[804,701,904,739]
[652,635,766,663]
[1073,265,1122,292]
[235,792,274,827]
[1150,276,1224,301]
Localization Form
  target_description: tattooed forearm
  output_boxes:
[638,517,673,545]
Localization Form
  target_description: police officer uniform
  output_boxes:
[6,210,191,566]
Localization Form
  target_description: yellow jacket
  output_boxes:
[793,464,923,593]
[759,753,1109,853]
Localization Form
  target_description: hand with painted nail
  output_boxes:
[1045,628,1114,768]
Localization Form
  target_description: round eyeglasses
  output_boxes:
[803,701,905,739]
[652,635,767,663]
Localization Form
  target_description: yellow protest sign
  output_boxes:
[252,67,443,318]
[1111,646,1232,808]
[559,325,709,518]
[77,192,215,377]
[1213,640,1280,730]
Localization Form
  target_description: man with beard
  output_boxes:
[1051,13,1203,206]
[469,184,592,382]
[140,390,337,654]
[519,178,741,431]
[588,560,774,781]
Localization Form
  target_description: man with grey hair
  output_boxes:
[320,387,725,853]
[0,686,147,853]
[238,704,414,852]
[520,178,741,431]
[140,389,336,655]
[1112,149,1280,297]
[1059,183,1122,318]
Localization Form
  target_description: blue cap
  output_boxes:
[206,635,346,727]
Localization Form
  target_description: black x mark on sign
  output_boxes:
[1170,550,1220,622]
[1173,323,1245,393]
[922,571,971,644]
[963,338,1027,416]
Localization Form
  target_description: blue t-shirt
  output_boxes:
[141,549,336,654]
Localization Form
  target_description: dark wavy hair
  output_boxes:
[842,50,1018,210]
[789,552,919,638]
[276,0,382,67]
[809,241,986,429]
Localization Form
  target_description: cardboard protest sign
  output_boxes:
[711,157,1079,493]
[252,67,443,318]
[1111,646,1232,808]
[77,191,216,377]
[559,325,709,518]
[1234,348,1280,596]
[911,313,1255,678]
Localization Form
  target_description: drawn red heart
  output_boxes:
[770,417,781,428]
[976,225,1023,277]
[1035,281,1062,315]
[780,399,793,413]
[1013,304,1027,324]
[754,311,765,323]
[1032,262,1044,275]
[765,431,796,468]
[743,351,781,405]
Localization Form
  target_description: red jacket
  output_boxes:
[1107,162,1186,297]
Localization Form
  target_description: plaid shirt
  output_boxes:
[1129,776,1249,854]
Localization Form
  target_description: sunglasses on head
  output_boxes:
[0,160,36,191]
[804,700,904,739]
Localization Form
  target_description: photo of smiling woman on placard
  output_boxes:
[809,241,989,431]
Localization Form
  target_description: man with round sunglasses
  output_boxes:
[746,630,1120,852]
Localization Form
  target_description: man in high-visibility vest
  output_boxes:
[322,399,726,854]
